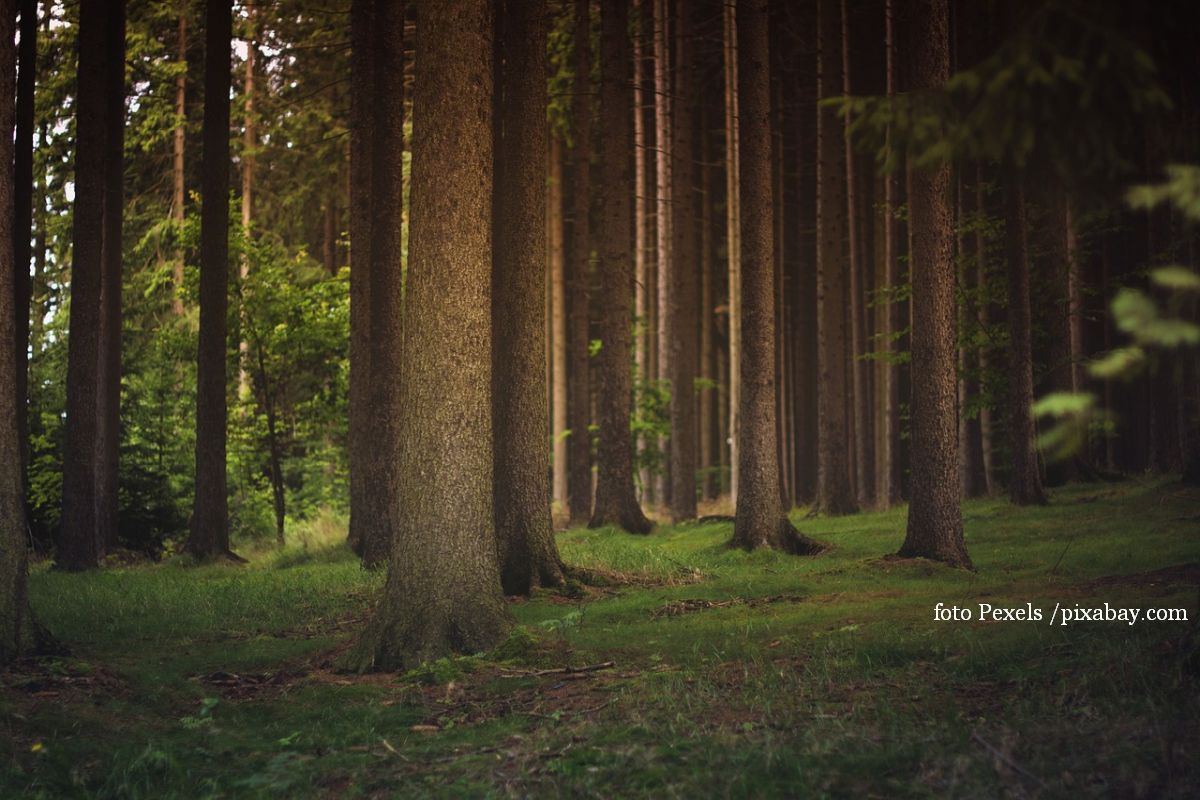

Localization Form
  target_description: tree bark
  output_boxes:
[632,0,650,504]
[1003,176,1047,505]
[360,0,406,568]
[550,134,568,511]
[652,0,671,508]
[237,1,256,399]
[566,0,593,525]
[722,0,741,506]
[898,0,971,569]
[814,0,857,516]
[731,0,824,556]
[880,0,902,507]
[1,0,34,663]
[96,1,126,553]
[589,0,653,534]
[493,0,563,595]
[172,3,187,316]
[13,0,34,501]
[667,0,697,522]
[60,0,112,570]
[188,0,235,559]
[348,0,511,671]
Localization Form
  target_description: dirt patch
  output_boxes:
[1,656,127,701]
[1088,563,1200,590]
[195,667,313,700]
[651,594,805,618]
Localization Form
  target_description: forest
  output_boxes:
[0,0,1198,796]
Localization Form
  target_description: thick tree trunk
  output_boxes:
[349,0,511,671]
[96,2,126,553]
[493,0,563,595]
[589,0,652,534]
[668,0,697,522]
[566,0,593,525]
[60,0,112,570]
[1,0,34,663]
[898,0,971,569]
[1003,176,1047,505]
[814,0,857,516]
[13,0,34,498]
[360,0,406,569]
[172,4,187,316]
[731,0,824,556]
[188,0,235,559]
[723,0,741,506]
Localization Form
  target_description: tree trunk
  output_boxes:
[731,0,824,555]
[668,0,697,522]
[237,1,256,400]
[550,135,568,511]
[652,0,671,508]
[632,0,650,504]
[589,0,653,534]
[880,0,902,507]
[975,163,995,492]
[723,0,741,506]
[347,0,375,557]
[958,174,988,497]
[493,0,563,595]
[360,0,406,569]
[814,0,857,516]
[1,0,34,663]
[1003,175,1047,505]
[13,0,34,500]
[188,0,235,559]
[60,0,112,570]
[898,0,971,569]
[566,0,593,525]
[348,0,511,671]
[96,2,126,553]
[699,112,716,501]
[172,3,186,316]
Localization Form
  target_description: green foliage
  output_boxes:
[632,375,671,484]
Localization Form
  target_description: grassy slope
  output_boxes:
[2,478,1198,798]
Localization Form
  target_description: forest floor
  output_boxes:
[2,478,1199,798]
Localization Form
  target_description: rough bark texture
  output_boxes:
[667,0,697,522]
[731,0,824,556]
[566,0,593,525]
[1003,177,1047,506]
[898,0,971,569]
[814,0,857,516]
[1,0,34,663]
[60,0,111,570]
[589,0,652,534]
[493,0,563,595]
[346,0,374,557]
[188,0,234,559]
[360,0,406,569]
[96,2,125,553]
[349,0,511,671]
[13,0,34,493]
[722,0,741,505]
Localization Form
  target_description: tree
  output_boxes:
[566,0,592,525]
[171,1,187,316]
[588,0,653,535]
[493,0,563,594]
[897,0,971,569]
[652,0,671,507]
[722,0,741,505]
[814,0,857,516]
[189,0,235,559]
[348,0,511,669]
[59,0,116,570]
[730,0,824,556]
[13,0,34,491]
[667,0,697,522]
[880,0,902,506]
[1,0,34,663]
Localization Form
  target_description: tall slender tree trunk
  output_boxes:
[632,0,651,504]
[188,0,235,559]
[1,0,35,663]
[589,0,652,534]
[1003,175,1047,505]
[494,0,563,594]
[360,0,406,568]
[96,2,126,552]
[667,0,697,521]
[699,112,717,501]
[566,0,593,525]
[238,1,256,399]
[172,4,187,316]
[957,175,987,497]
[974,163,995,491]
[731,0,823,555]
[652,0,672,508]
[346,0,375,556]
[60,0,113,570]
[814,0,857,516]
[881,0,902,506]
[348,0,511,671]
[13,0,35,496]
[550,135,568,510]
[723,0,741,506]
[898,0,970,569]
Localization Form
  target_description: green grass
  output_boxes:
[3,478,1198,798]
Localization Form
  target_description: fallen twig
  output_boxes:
[499,661,616,678]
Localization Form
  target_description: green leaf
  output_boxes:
[1150,266,1200,292]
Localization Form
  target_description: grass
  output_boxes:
[2,478,1198,798]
